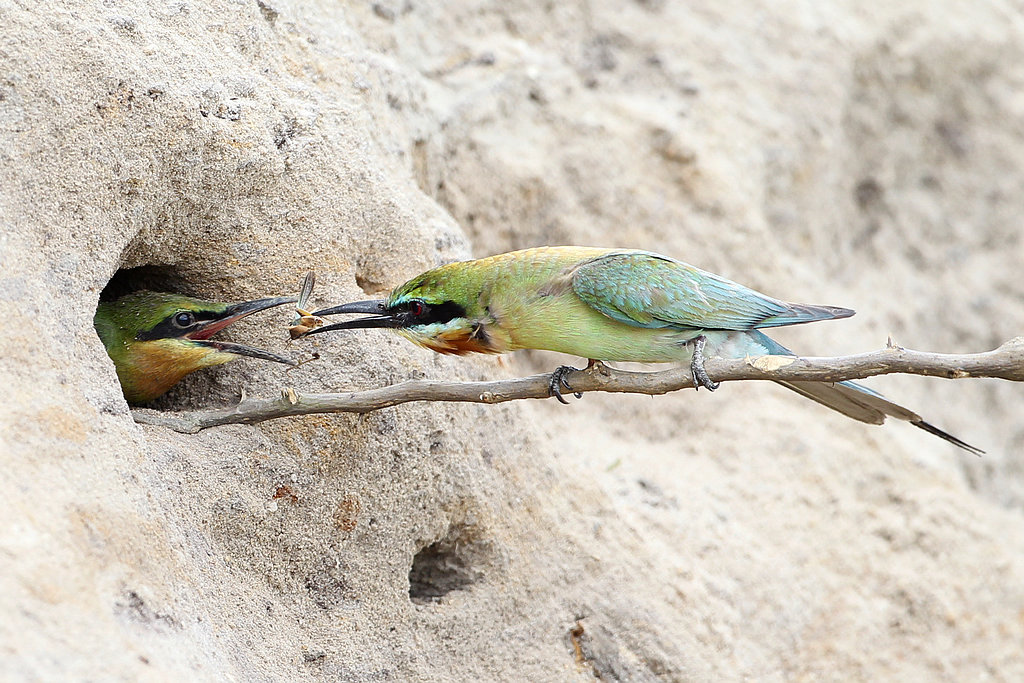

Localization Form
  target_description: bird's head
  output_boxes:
[95,291,297,402]
[303,271,493,354]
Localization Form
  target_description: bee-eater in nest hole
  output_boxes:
[303,246,980,454]
[95,291,297,404]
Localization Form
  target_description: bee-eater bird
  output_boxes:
[304,247,980,453]
[94,291,297,404]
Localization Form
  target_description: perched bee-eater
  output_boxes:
[304,247,980,453]
[95,291,296,404]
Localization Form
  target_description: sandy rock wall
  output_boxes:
[2,1,1023,680]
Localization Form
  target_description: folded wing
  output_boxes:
[571,251,853,331]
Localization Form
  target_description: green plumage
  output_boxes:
[384,247,851,361]
[95,292,232,348]
[310,246,981,453]
[94,291,295,404]
[571,251,851,330]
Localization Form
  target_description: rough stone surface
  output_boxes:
[2,1,1023,680]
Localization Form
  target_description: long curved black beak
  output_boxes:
[304,299,397,336]
[190,296,297,339]
[312,300,386,317]
[190,296,298,364]
[198,340,297,364]
[224,296,299,319]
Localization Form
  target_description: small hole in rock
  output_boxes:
[408,523,489,604]
[95,264,283,409]
[100,264,187,301]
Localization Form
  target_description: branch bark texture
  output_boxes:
[132,337,1024,433]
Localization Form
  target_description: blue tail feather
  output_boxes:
[743,331,982,454]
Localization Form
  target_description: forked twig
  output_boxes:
[130,337,1024,433]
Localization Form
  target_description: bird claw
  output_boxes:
[549,365,583,404]
[690,335,720,391]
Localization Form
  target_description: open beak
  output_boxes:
[303,299,397,336]
[188,296,298,364]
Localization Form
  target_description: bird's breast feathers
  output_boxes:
[398,320,507,355]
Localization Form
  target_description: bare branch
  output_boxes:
[131,337,1024,433]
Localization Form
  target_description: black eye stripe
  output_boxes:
[135,310,218,340]
[395,299,466,326]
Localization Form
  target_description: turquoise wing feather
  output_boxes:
[571,251,853,331]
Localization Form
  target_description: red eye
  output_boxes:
[409,300,425,317]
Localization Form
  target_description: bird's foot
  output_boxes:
[549,365,584,404]
[689,335,720,391]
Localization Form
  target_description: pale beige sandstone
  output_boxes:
[2,1,1023,680]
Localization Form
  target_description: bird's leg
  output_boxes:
[689,335,720,391]
[549,366,582,404]
[548,361,601,404]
